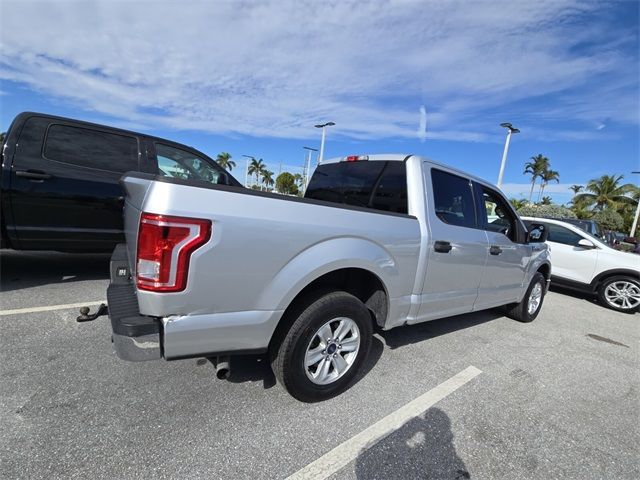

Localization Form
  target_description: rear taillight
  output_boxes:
[136,213,211,292]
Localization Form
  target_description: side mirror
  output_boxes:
[527,223,548,243]
[577,238,596,249]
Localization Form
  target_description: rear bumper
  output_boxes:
[108,245,161,362]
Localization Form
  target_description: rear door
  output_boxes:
[417,168,488,321]
[474,184,531,308]
[9,116,141,251]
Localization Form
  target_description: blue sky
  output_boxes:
[1,0,638,203]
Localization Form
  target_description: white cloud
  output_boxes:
[0,0,637,141]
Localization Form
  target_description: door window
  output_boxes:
[480,188,517,241]
[431,169,476,228]
[156,143,223,184]
[545,223,584,246]
[44,124,139,173]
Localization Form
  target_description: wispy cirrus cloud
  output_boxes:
[0,0,637,142]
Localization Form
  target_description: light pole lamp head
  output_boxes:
[314,122,335,128]
[500,122,520,134]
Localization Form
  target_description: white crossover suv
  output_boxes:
[522,217,639,313]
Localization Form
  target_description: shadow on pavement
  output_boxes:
[0,250,110,292]
[380,309,503,350]
[355,407,470,480]
[548,284,600,307]
[205,335,385,393]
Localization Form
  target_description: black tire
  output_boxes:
[505,272,546,323]
[597,276,640,314]
[270,290,373,402]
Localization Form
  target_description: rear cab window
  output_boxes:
[44,124,139,173]
[305,160,408,214]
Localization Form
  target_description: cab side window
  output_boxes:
[431,169,477,228]
[44,124,139,173]
[156,143,224,184]
[545,223,583,246]
[479,187,517,242]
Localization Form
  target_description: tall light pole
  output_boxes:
[303,146,318,192]
[242,154,255,188]
[630,171,640,237]
[314,122,335,165]
[497,122,520,188]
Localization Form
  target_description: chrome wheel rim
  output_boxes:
[304,317,361,385]
[528,282,543,315]
[604,281,640,310]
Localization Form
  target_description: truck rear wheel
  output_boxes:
[271,290,373,402]
[505,272,546,323]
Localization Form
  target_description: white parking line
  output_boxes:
[286,365,482,480]
[0,301,106,316]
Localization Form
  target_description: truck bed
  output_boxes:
[121,173,421,358]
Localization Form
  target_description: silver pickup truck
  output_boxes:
[99,154,550,401]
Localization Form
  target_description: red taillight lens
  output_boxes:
[345,155,369,162]
[136,213,211,292]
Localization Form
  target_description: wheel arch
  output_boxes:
[268,267,389,353]
[590,269,640,292]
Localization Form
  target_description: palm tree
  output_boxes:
[247,158,265,189]
[538,169,560,202]
[569,185,583,195]
[524,154,549,203]
[509,198,528,210]
[216,152,235,171]
[261,170,274,190]
[574,174,636,211]
[540,196,553,205]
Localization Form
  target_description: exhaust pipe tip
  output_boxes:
[214,356,230,380]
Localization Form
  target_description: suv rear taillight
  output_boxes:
[136,213,211,292]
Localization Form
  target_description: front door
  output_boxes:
[474,184,531,309]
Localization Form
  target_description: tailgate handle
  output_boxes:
[15,170,52,181]
[490,245,503,255]
[434,240,453,253]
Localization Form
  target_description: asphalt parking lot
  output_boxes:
[1,250,638,479]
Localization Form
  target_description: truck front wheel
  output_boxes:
[271,290,373,402]
[505,272,546,323]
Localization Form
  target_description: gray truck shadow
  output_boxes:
[205,335,385,394]
[380,309,503,350]
[355,407,470,479]
[0,250,110,292]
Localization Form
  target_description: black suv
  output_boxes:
[1,112,242,252]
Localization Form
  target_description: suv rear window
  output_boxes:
[44,124,139,173]
[305,161,408,214]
